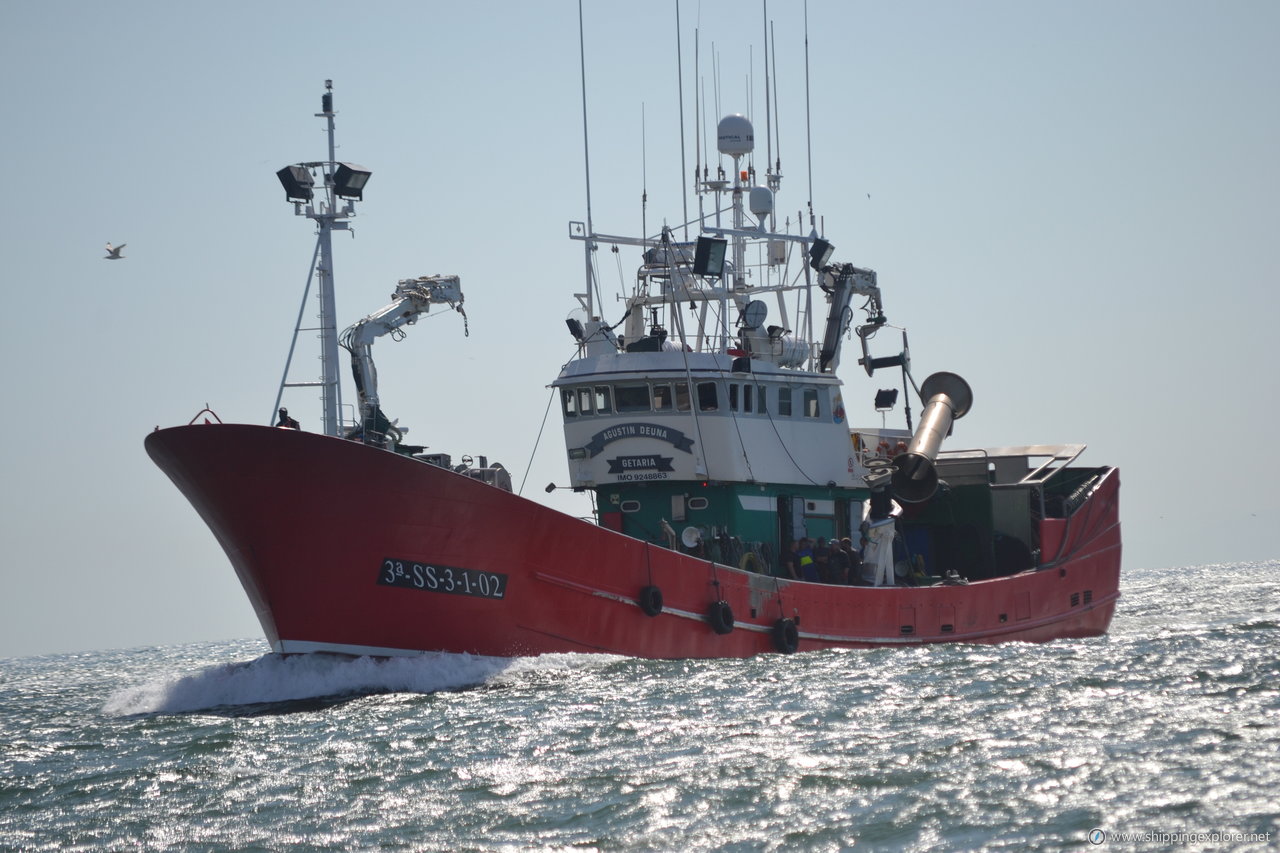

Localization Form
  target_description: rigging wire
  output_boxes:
[718,369,758,483]
[272,237,323,425]
[613,244,630,299]
[518,386,560,497]
[759,384,822,485]
[663,231,712,480]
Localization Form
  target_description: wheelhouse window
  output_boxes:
[594,386,613,414]
[729,384,740,411]
[756,384,768,414]
[697,382,719,412]
[675,382,692,411]
[803,388,820,418]
[743,384,754,413]
[778,386,793,417]
[562,388,579,418]
[615,384,651,413]
[653,383,673,411]
[577,387,594,416]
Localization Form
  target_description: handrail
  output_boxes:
[186,405,224,426]
[938,444,1086,487]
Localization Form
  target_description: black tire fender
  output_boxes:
[708,600,735,635]
[772,618,800,654]
[638,585,663,617]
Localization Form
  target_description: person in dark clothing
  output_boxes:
[276,407,300,429]
[828,538,851,584]
[848,536,871,585]
[813,538,831,582]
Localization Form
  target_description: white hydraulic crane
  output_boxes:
[339,274,465,447]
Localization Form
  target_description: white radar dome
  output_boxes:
[749,186,774,218]
[717,114,754,156]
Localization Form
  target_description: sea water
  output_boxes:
[1,561,1277,851]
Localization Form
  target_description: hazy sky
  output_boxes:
[2,1,1276,659]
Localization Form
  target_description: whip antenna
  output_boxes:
[642,103,648,241]
[576,0,602,315]
[763,1,772,174]
[804,0,815,228]
[771,20,782,187]
[676,0,689,239]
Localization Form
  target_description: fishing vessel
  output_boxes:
[147,58,1120,658]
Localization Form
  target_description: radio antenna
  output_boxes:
[576,0,602,315]
[695,29,704,188]
[803,0,815,229]
[771,19,782,190]
[642,103,648,241]
[763,1,772,174]
[675,0,689,239]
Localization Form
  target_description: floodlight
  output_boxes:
[333,162,372,200]
[276,165,314,202]
[809,237,835,270]
[874,388,899,410]
[692,236,728,277]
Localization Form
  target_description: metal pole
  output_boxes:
[316,81,342,436]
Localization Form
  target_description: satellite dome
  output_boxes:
[749,186,773,218]
[717,114,754,157]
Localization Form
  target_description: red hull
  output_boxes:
[146,424,1121,658]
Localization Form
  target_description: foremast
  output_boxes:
[272,81,463,448]
[273,80,372,437]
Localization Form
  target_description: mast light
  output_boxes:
[809,238,835,270]
[276,165,314,202]
[333,163,373,200]
[692,237,727,277]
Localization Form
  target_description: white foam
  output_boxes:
[101,651,518,716]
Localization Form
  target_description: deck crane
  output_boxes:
[339,274,464,448]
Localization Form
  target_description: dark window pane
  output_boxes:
[804,389,819,418]
[675,382,691,411]
[698,382,719,412]
[615,385,651,412]
[653,384,673,411]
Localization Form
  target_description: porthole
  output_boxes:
[620,500,641,513]
[688,497,708,511]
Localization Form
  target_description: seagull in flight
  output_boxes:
[104,242,126,260]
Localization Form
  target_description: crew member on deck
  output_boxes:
[813,538,831,582]
[276,407,300,429]
[798,538,818,582]
[829,538,852,584]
